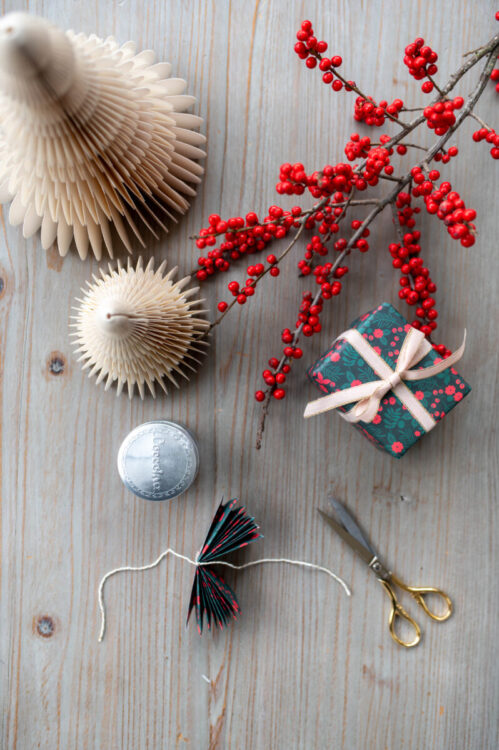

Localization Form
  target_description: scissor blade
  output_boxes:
[318,509,374,566]
[328,497,377,557]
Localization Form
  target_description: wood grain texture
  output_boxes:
[0,1,498,748]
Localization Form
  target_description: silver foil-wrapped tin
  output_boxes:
[117,420,199,501]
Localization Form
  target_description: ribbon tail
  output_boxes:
[342,395,383,423]
[341,382,391,423]
[303,391,352,419]
[404,330,467,381]
[304,380,383,419]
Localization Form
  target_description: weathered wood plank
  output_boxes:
[0,1,497,748]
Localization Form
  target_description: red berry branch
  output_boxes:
[191,17,499,449]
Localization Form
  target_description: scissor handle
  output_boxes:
[391,575,453,622]
[378,579,421,648]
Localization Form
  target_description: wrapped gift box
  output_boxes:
[305,302,471,458]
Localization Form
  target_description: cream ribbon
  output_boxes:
[304,327,466,432]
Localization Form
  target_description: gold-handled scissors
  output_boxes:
[319,498,452,648]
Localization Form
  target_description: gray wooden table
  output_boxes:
[1,1,498,748]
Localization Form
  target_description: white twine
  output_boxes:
[97,548,351,642]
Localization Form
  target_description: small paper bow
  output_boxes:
[304,327,466,427]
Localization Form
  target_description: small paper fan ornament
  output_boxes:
[0,12,205,259]
[71,257,209,397]
[187,498,262,633]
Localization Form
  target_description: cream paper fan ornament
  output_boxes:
[0,12,205,259]
[71,258,209,397]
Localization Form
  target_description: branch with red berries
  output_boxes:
[191,15,499,449]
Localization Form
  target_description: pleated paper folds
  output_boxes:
[0,12,206,259]
[71,258,209,397]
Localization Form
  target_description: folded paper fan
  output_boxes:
[71,257,209,397]
[187,499,262,633]
[0,12,206,259]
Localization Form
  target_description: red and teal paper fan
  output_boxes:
[187,498,262,633]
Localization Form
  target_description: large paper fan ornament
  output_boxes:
[0,12,205,259]
[71,257,209,397]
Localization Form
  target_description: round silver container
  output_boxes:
[117,420,199,501]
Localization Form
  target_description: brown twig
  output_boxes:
[426,73,445,97]
[469,111,494,131]
[390,201,406,246]
[326,68,411,129]
[377,173,404,182]
[388,142,428,151]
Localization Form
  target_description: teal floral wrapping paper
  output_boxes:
[307,303,471,458]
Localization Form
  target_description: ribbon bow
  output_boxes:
[304,327,466,432]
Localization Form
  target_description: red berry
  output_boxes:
[255,390,265,402]
[217,301,228,312]
[273,388,286,400]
